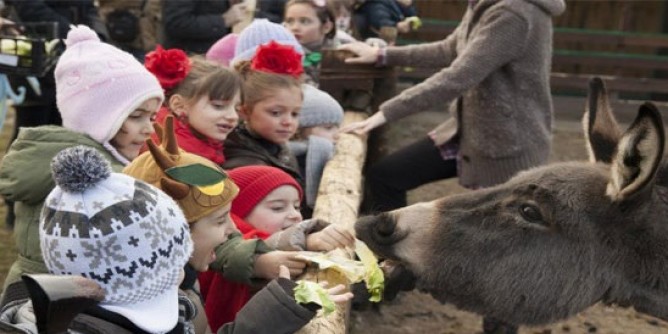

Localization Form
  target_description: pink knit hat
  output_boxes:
[229,166,303,218]
[55,25,164,163]
[206,33,238,67]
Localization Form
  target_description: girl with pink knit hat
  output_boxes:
[0,24,164,290]
[200,165,354,332]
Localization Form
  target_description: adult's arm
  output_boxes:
[381,9,529,122]
[9,0,75,37]
[381,21,461,69]
[162,0,229,41]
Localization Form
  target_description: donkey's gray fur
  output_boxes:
[356,78,668,326]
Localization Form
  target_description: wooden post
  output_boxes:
[295,112,368,334]
[296,50,394,334]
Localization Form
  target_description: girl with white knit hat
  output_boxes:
[0,24,164,291]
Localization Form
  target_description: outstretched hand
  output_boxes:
[324,283,354,304]
[306,225,355,252]
[339,112,387,135]
[255,251,307,280]
[338,42,379,65]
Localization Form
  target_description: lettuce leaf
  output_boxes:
[294,280,336,315]
[355,240,385,302]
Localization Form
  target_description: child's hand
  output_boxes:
[254,251,307,280]
[397,19,411,34]
[319,281,354,305]
[306,225,355,252]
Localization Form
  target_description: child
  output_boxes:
[224,40,305,187]
[0,25,164,291]
[202,165,355,332]
[231,19,304,65]
[144,46,241,165]
[289,84,344,211]
[354,0,419,44]
[283,0,340,85]
[0,146,194,333]
[124,119,353,333]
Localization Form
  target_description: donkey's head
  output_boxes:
[356,78,668,325]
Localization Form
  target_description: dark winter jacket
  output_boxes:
[222,125,303,186]
[354,0,416,39]
[162,0,232,54]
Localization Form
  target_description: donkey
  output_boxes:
[355,77,668,326]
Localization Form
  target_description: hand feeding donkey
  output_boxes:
[355,77,668,326]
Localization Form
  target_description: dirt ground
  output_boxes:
[0,102,667,333]
[348,108,668,334]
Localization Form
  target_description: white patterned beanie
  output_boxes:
[40,146,193,333]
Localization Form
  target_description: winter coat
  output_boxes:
[222,125,303,186]
[0,126,125,291]
[162,0,232,54]
[354,0,416,39]
[380,0,565,187]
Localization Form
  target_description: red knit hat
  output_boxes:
[229,166,303,218]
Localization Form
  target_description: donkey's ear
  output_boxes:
[607,103,665,202]
[583,77,623,163]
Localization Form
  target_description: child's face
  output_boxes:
[111,98,160,160]
[302,124,340,143]
[189,204,237,272]
[284,3,332,46]
[186,92,240,142]
[241,87,302,145]
[245,185,302,235]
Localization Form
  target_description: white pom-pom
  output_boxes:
[64,25,99,47]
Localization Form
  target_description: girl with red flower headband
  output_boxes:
[223,40,306,192]
[144,45,241,165]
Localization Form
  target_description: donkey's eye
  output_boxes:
[519,204,543,223]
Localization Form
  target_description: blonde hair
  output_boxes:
[168,56,241,104]
[234,61,303,111]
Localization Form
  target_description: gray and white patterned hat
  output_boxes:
[40,146,193,333]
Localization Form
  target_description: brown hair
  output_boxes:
[285,0,337,40]
[234,60,303,111]
[168,56,241,104]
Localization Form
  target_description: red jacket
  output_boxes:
[152,107,226,165]
[198,214,271,332]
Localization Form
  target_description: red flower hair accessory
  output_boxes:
[251,41,304,78]
[144,45,191,90]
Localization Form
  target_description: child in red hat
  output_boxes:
[200,165,354,332]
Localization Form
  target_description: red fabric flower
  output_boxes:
[251,41,304,78]
[144,45,191,90]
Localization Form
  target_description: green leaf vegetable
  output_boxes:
[294,280,336,316]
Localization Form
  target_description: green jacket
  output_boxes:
[0,126,124,290]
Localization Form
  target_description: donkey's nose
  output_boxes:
[376,213,396,237]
